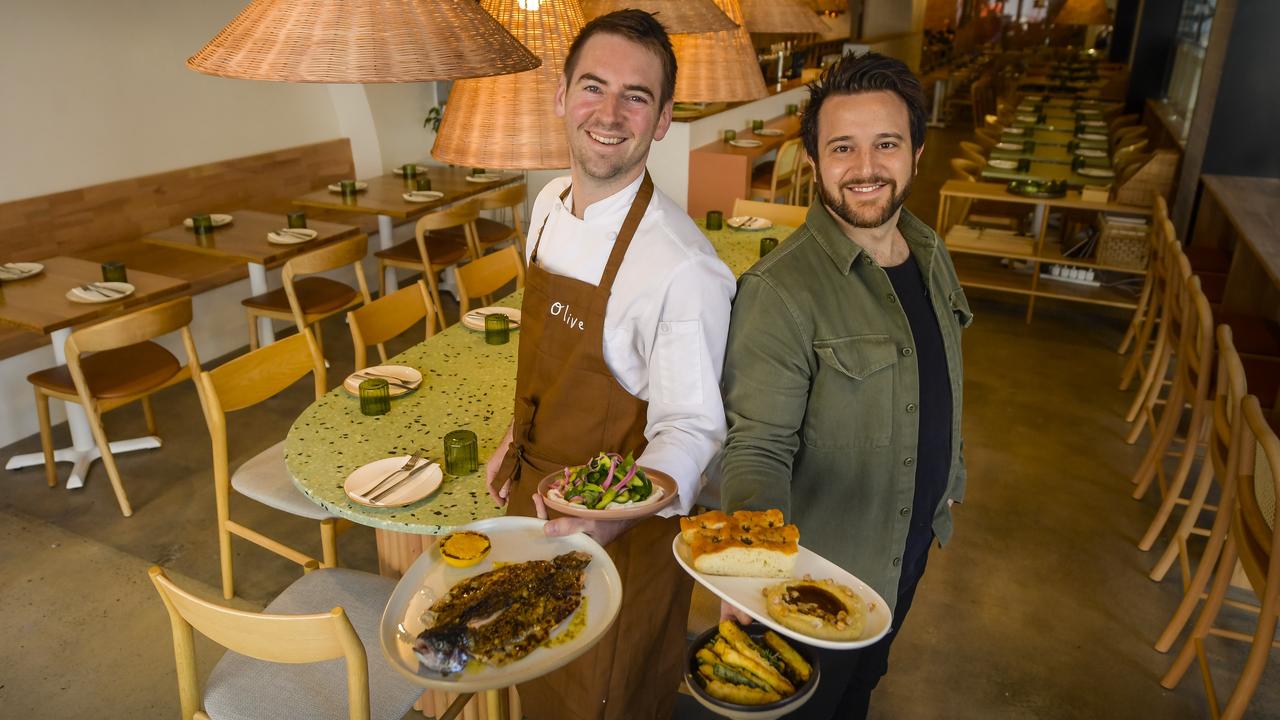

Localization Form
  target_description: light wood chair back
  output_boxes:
[455,246,525,314]
[973,127,999,151]
[1112,124,1147,150]
[753,138,802,203]
[732,198,808,228]
[148,565,371,720]
[950,157,981,182]
[472,184,528,257]
[281,234,373,334]
[1113,139,1150,170]
[1109,113,1139,134]
[414,203,480,329]
[196,329,330,599]
[982,114,1005,133]
[61,297,201,516]
[791,149,815,205]
[1117,207,1170,362]
[348,280,436,370]
[959,141,987,166]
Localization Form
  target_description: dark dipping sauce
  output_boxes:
[785,584,845,622]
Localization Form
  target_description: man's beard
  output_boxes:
[815,161,914,229]
[570,124,645,183]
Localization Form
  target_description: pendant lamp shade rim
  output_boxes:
[580,0,739,34]
[739,0,829,34]
[672,0,768,103]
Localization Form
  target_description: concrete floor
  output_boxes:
[2,124,1277,719]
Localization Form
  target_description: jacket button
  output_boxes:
[899,507,910,517]
[904,457,915,467]
[892,556,902,567]
[887,294,897,304]
[906,402,917,413]
[902,347,913,357]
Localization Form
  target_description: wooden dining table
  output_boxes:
[291,166,522,295]
[981,158,1115,187]
[999,128,1109,150]
[142,210,360,345]
[1,256,188,488]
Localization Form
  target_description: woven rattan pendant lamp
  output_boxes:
[739,0,828,34]
[1053,0,1111,25]
[432,0,584,169]
[579,0,737,33]
[188,0,541,83]
[671,0,767,103]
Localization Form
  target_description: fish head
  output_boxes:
[413,628,470,676]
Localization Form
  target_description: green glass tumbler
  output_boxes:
[340,180,358,197]
[751,119,764,132]
[472,167,486,176]
[101,261,127,283]
[706,210,724,231]
[444,430,479,475]
[287,211,307,229]
[723,129,736,143]
[401,163,418,178]
[416,177,433,192]
[760,237,779,257]
[191,214,214,236]
[786,103,799,115]
[485,313,510,345]
[358,378,391,416]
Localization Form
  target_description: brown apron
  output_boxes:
[496,173,693,720]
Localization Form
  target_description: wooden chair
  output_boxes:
[242,234,373,355]
[434,183,527,261]
[347,280,437,371]
[959,140,988,166]
[1118,197,1170,359]
[1113,139,1150,170]
[732,198,808,228]
[1116,153,1153,183]
[195,329,342,600]
[1160,394,1280,720]
[1111,124,1147,151]
[973,127,999,152]
[1123,231,1182,436]
[455,245,525,315]
[27,297,200,516]
[149,565,421,720]
[948,158,1022,232]
[376,203,476,331]
[750,137,802,203]
[1108,113,1139,134]
[791,148,815,206]
[982,114,1006,134]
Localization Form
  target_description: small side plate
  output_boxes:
[66,282,135,304]
[183,213,233,228]
[344,456,442,508]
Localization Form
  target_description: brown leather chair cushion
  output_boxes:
[373,237,469,268]
[1185,246,1231,275]
[241,276,357,314]
[435,218,514,246]
[28,341,181,399]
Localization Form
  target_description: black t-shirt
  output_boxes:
[882,252,953,571]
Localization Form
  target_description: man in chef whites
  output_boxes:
[484,10,735,720]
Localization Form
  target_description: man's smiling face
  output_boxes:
[556,32,672,184]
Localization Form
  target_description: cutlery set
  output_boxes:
[362,449,434,503]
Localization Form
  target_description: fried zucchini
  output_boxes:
[718,622,795,693]
[764,630,812,683]
[712,638,795,695]
[696,648,720,668]
[703,679,782,705]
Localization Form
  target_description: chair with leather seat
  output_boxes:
[149,565,422,720]
[455,245,525,315]
[375,203,478,331]
[732,198,808,228]
[433,184,527,261]
[750,137,802,204]
[28,296,200,516]
[195,328,345,600]
[242,233,372,355]
[959,140,987,166]
[347,280,437,371]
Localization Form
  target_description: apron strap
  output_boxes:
[529,184,574,264]
[598,172,654,291]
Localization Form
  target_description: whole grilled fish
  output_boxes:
[414,550,592,675]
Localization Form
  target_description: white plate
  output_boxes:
[461,306,522,332]
[392,164,427,176]
[729,139,762,148]
[266,228,319,245]
[402,190,445,203]
[753,128,784,137]
[344,455,443,508]
[1077,133,1108,141]
[726,216,773,231]
[1073,148,1107,158]
[183,213,233,228]
[343,365,424,397]
[995,142,1023,151]
[1023,95,1043,101]
[988,159,1019,170]
[65,281,134,304]
[1077,167,1116,178]
[1016,114,1038,122]
[380,516,623,691]
[1081,120,1106,127]
[672,536,892,650]
[0,261,44,281]
[1003,127,1026,135]
[465,174,504,183]
[1077,108,1102,116]
[328,181,370,193]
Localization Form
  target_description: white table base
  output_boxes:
[5,327,162,489]
[378,214,397,295]
[247,262,275,346]
[928,77,948,128]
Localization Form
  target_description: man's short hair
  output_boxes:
[800,52,927,160]
[563,9,678,107]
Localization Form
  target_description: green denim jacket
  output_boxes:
[719,202,971,610]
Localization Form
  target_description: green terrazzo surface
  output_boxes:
[699,221,797,277]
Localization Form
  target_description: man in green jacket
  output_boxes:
[719,52,971,719]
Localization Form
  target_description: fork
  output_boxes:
[368,457,436,503]
[351,370,417,390]
[80,283,122,298]
[361,449,425,500]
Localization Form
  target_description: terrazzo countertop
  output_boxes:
[284,292,522,534]
[699,220,798,276]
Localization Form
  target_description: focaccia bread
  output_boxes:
[763,576,866,641]
[680,509,799,578]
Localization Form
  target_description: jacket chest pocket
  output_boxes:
[950,288,973,329]
[804,334,897,449]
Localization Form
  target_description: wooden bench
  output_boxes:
[0,138,380,359]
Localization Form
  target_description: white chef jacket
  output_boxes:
[526,173,736,516]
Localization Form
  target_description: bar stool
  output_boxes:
[750,138,802,204]
[375,203,477,331]
[242,234,372,356]
[27,297,200,516]
[433,183,527,261]
[1160,395,1280,720]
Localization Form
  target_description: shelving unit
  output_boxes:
[937,180,1154,322]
